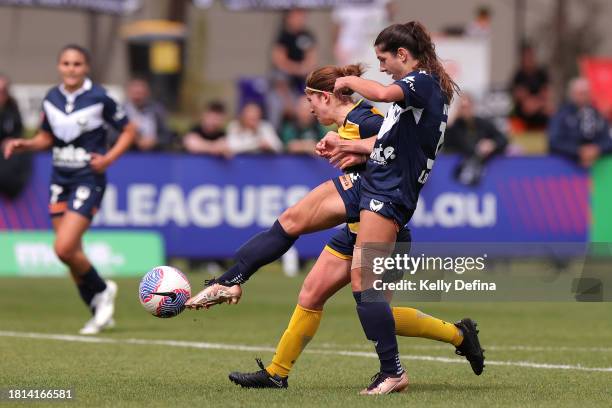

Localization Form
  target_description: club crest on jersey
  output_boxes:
[370,145,396,165]
[369,199,384,212]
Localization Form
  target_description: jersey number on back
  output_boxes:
[417,120,446,184]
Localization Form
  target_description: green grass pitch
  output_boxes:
[1,266,611,407]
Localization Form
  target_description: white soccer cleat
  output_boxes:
[79,318,115,335]
[185,281,242,310]
[359,371,409,395]
[91,280,118,328]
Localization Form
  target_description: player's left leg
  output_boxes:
[351,209,408,395]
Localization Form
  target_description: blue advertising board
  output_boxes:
[0,153,589,258]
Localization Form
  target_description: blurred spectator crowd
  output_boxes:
[2,4,612,199]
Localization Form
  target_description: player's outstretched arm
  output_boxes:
[3,130,53,159]
[90,122,136,173]
[338,136,376,155]
[334,76,403,103]
[317,133,376,156]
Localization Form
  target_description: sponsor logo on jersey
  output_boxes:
[370,145,396,165]
[52,145,91,168]
[339,172,360,190]
[339,174,353,190]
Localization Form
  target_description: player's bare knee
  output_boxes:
[54,241,77,263]
[279,206,304,236]
[298,281,326,310]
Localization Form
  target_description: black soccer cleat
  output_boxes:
[454,318,486,375]
[229,358,288,389]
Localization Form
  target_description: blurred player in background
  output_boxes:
[3,44,135,335]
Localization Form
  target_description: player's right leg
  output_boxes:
[229,248,351,388]
[350,209,409,395]
[50,182,116,335]
[186,177,351,310]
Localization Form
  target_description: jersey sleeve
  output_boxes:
[39,91,53,133]
[358,113,383,139]
[102,93,129,131]
[393,72,434,109]
[40,111,51,133]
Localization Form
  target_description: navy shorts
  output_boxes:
[359,194,413,228]
[49,180,106,220]
[325,222,412,259]
[333,172,412,228]
[332,172,362,223]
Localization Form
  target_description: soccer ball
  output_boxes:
[139,266,191,318]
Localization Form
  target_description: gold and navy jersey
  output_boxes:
[338,99,384,174]
[41,78,128,184]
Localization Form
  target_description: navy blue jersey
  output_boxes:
[362,70,448,221]
[41,78,128,184]
[338,99,384,174]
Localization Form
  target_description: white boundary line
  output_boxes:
[1,330,611,373]
[315,343,612,353]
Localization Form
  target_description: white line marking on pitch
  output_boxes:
[1,330,611,373]
[316,343,612,353]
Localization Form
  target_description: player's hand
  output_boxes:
[315,131,341,158]
[3,138,26,159]
[90,153,112,173]
[333,76,353,96]
[330,152,367,170]
[579,144,601,168]
[476,139,496,158]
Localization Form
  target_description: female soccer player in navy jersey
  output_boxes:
[226,64,478,391]
[186,62,483,391]
[329,22,484,394]
[3,45,135,335]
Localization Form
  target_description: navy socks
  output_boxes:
[217,220,298,285]
[77,266,107,311]
[354,289,403,376]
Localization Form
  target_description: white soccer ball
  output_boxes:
[139,266,191,318]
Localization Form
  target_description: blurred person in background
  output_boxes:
[271,9,318,94]
[124,78,173,151]
[332,0,394,66]
[509,43,552,131]
[183,101,227,156]
[280,95,326,154]
[445,93,508,185]
[0,73,31,199]
[548,77,612,168]
[226,102,282,154]
[265,71,297,131]
[3,45,135,335]
[465,5,492,38]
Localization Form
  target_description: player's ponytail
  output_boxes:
[375,21,459,102]
[305,64,365,102]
